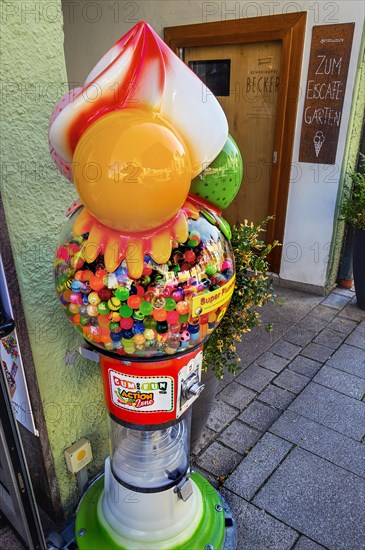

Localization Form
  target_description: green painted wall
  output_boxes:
[327,28,365,290]
[0,0,108,514]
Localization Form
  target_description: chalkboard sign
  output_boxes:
[299,23,354,165]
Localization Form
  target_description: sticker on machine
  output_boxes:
[109,370,174,413]
[191,274,235,316]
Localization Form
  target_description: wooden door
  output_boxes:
[184,41,281,226]
[165,13,306,273]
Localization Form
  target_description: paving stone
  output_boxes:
[300,343,333,363]
[191,426,217,455]
[256,351,290,373]
[259,385,296,410]
[220,489,299,550]
[235,327,276,368]
[270,409,365,478]
[294,536,326,549]
[217,369,238,390]
[218,381,256,410]
[205,399,238,432]
[195,441,242,478]
[345,329,365,350]
[238,401,281,432]
[339,304,365,322]
[192,464,220,488]
[289,356,322,378]
[282,326,317,347]
[314,365,365,400]
[289,382,365,440]
[310,304,338,321]
[313,328,347,349]
[218,420,262,454]
[321,293,351,309]
[236,364,276,392]
[332,287,355,298]
[253,448,365,550]
[301,315,328,332]
[0,527,25,549]
[224,432,293,499]
[273,369,310,394]
[327,316,358,335]
[326,344,365,379]
[269,340,302,360]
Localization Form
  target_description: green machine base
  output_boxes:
[75,472,235,549]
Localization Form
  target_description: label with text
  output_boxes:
[191,275,235,316]
[109,370,174,413]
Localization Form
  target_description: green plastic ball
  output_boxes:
[190,134,243,210]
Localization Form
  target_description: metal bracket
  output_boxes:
[78,345,100,364]
[174,476,193,502]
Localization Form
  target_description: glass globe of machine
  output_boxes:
[50,22,243,550]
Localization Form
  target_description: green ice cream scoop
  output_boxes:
[190,134,243,210]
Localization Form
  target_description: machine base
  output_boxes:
[75,472,236,549]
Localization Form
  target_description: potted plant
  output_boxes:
[191,218,280,447]
[340,154,365,310]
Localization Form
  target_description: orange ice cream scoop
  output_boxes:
[73,109,192,233]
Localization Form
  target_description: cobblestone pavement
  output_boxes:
[192,286,365,550]
[0,513,25,549]
[1,286,364,549]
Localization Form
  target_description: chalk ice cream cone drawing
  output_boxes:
[313,131,325,158]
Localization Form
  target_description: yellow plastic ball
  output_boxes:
[73,110,192,232]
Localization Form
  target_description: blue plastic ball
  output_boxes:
[110,331,123,342]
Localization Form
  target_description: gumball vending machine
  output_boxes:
[50,22,243,549]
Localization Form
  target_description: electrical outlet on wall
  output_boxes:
[64,438,92,474]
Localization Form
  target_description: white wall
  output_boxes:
[62,0,364,290]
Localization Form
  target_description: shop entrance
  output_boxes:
[165,12,306,272]
[0,271,45,549]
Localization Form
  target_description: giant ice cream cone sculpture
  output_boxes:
[51,22,242,549]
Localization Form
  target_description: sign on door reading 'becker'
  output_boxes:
[299,23,354,165]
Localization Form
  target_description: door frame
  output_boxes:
[165,12,307,273]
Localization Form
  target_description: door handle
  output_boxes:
[0,292,15,338]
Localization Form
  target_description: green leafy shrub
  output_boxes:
[203,218,280,379]
[341,154,365,231]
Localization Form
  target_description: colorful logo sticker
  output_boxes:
[109,370,174,413]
